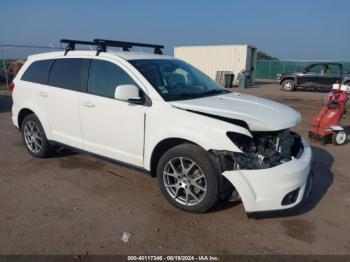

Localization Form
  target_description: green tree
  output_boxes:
[257,51,278,60]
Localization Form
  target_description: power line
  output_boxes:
[0,44,62,50]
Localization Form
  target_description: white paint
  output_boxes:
[170,92,301,131]
[12,50,312,213]
[223,138,312,212]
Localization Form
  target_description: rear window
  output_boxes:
[49,58,89,92]
[21,59,54,84]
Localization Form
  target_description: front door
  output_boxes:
[298,64,323,88]
[79,58,146,167]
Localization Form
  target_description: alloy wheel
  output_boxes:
[163,157,207,206]
[23,120,42,153]
[284,81,292,90]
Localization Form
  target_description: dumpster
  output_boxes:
[224,73,234,88]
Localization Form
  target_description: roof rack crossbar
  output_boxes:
[94,39,164,54]
[60,38,164,55]
[60,39,102,55]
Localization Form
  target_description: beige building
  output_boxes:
[174,44,257,85]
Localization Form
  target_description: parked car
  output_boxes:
[277,63,349,91]
[11,39,312,215]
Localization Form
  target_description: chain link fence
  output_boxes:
[0,44,63,91]
[255,60,350,80]
[2,44,350,86]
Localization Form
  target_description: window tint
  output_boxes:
[21,59,54,84]
[325,64,340,75]
[49,58,89,91]
[308,64,323,73]
[88,59,136,98]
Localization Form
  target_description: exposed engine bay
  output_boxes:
[212,129,303,171]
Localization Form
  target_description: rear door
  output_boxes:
[79,58,146,167]
[17,59,54,134]
[46,58,90,148]
[321,64,341,89]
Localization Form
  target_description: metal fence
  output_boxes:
[2,44,350,86]
[255,60,350,80]
[0,44,62,90]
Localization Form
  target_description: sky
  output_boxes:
[1,0,350,60]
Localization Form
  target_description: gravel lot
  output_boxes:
[0,82,349,255]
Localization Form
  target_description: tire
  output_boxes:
[281,79,295,92]
[332,131,347,146]
[21,114,53,158]
[157,143,219,213]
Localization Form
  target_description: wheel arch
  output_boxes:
[149,137,200,177]
[280,76,297,85]
[18,108,35,129]
[17,106,51,139]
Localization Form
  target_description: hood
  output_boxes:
[170,92,301,131]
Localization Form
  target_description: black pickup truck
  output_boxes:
[277,63,350,91]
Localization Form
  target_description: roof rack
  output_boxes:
[93,39,164,54]
[60,38,164,56]
[60,39,100,55]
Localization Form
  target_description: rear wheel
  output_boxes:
[332,131,347,146]
[157,143,219,213]
[21,114,53,157]
[281,79,295,92]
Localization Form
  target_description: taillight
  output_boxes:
[9,82,15,95]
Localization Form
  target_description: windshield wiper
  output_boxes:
[198,89,226,96]
[165,92,204,101]
[166,90,226,101]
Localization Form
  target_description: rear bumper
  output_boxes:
[222,138,312,213]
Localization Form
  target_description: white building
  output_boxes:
[174,44,257,85]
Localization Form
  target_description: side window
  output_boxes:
[21,59,54,84]
[325,65,340,75]
[88,59,137,98]
[49,58,89,91]
[308,64,323,73]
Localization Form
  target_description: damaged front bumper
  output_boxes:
[222,138,312,213]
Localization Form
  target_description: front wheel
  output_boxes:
[157,144,219,213]
[332,131,347,146]
[281,79,295,92]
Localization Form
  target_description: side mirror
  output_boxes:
[114,84,144,104]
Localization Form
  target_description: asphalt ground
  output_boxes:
[0,82,349,255]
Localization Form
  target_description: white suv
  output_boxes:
[11,39,312,215]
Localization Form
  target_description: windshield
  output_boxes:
[129,59,225,101]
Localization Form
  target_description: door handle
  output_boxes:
[39,92,48,97]
[82,101,95,108]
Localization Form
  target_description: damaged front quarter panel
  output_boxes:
[210,129,304,172]
[209,129,307,207]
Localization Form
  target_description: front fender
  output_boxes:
[143,104,252,170]
[280,75,297,85]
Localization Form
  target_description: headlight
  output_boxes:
[225,130,298,170]
[226,132,255,153]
